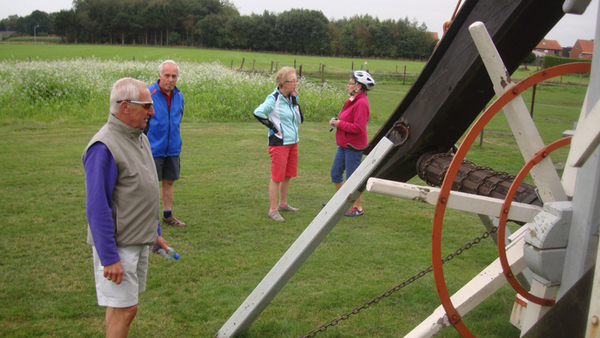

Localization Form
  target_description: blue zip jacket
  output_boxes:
[254,88,303,146]
[146,80,184,157]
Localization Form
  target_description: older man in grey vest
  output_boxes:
[83,77,171,337]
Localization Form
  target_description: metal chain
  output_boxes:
[473,169,498,195]
[421,152,450,187]
[462,159,516,197]
[455,165,478,191]
[299,226,499,338]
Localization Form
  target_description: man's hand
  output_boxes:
[103,261,124,285]
[151,235,169,254]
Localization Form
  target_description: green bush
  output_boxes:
[1,37,62,43]
[543,55,592,69]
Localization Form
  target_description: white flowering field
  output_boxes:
[0,58,347,122]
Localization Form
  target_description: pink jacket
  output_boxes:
[335,91,370,149]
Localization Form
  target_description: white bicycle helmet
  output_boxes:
[352,70,376,91]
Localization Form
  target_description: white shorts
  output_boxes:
[92,245,149,308]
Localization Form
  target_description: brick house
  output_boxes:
[571,39,594,59]
[0,31,20,40]
[533,39,563,56]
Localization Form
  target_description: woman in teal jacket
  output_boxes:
[254,67,304,222]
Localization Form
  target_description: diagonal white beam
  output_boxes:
[366,179,541,223]
[216,138,395,338]
[468,22,567,203]
[567,99,600,167]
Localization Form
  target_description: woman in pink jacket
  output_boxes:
[327,71,376,216]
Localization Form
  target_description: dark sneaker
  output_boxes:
[322,202,327,207]
[344,207,364,217]
[268,210,285,221]
[278,204,299,211]
[162,215,186,227]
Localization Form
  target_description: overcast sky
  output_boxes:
[2,0,598,47]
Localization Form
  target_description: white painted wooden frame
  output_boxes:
[366,179,541,223]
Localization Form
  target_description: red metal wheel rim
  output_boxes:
[495,138,570,307]
[431,62,589,337]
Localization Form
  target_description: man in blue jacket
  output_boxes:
[145,60,186,227]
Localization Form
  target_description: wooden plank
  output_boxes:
[366,179,541,223]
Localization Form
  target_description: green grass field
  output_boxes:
[0,43,589,86]
[0,44,589,337]
[0,43,426,78]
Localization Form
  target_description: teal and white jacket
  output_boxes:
[253,88,303,146]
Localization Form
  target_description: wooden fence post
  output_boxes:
[294,59,296,69]
[252,60,255,71]
[299,65,303,78]
[231,60,233,69]
[270,61,274,73]
[480,129,484,147]
[479,110,485,146]
[530,84,537,117]
[351,62,354,71]
[239,58,245,71]
[275,62,279,72]
[321,65,325,85]
[403,65,407,85]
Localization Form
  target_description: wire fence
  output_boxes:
[232,58,423,87]
[231,57,591,89]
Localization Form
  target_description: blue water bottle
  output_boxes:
[329,118,337,132]
[151,244,180,260]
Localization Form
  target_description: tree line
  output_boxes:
[1,0,438,59]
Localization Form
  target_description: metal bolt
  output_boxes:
[451,314,460,323]
[592,315,599,326]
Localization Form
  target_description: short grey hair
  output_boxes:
[109,77,148,115]
[275,67,296,88]
[158,60,179,75]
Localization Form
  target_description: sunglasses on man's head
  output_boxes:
[117,100,154,110]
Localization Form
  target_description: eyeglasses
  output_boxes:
[286,80,298,84]
[117,100,154,110]
[348,82,356,86]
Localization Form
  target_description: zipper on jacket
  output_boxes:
[165,91,171,156]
